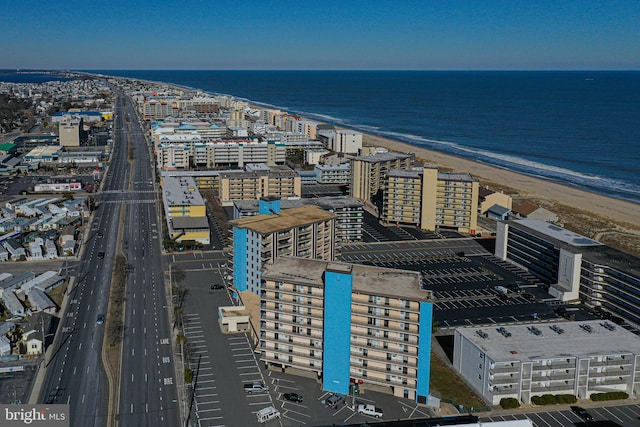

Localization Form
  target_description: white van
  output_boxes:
[256,406,281,423]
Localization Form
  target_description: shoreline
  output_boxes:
[103,74,640,229]
[251,102,639,229]
[359,132,640,228]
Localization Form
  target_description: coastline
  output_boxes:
[359,132,640,228]
[243,101,640,229]
[108,75,640,230]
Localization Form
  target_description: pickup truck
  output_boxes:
[244,381,268,394]
[357,404,383,418]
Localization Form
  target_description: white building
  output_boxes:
[454,320,640,405]
[332,130,362,154]
[314,163,351,185]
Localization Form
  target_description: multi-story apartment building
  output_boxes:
[142,98,180,120]
[495,220,640,325]
[233,196,363,243]
[304,149,330,166]
[350,152,414,202]
[161,175,210,244]
[156,143,190,170]
[314,163,351,185]
[296,120,320,140]
[204,140,286,168]
[218,167,301,206]
[231,203,336,294]
[260,257,433,402]
[454,321,640,404]
[58,115,82,147]
[333,130,363,154]
[382,167,479,233]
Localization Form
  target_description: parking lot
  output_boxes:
[483,403,640,427]
[341,245,560,330]
[175,253,440,426]
[361,211,464,243]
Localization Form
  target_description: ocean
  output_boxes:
[9,70,640,203]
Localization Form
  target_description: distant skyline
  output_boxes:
[3,0,639,70]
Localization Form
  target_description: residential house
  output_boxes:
[3,239,25,260]
[512,203,559,223]
[27,289,57,314]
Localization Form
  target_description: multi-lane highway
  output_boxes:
[115,94,180,426]
[38,90,179,426]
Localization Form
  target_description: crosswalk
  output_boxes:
[100,199,159,204]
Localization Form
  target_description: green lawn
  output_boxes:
[430,352,487,410]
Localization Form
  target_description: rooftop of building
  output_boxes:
[162,175,205,207]
[219,168,299,179]
[352,152,414,163]
[507,219,602,247]
[161,169,242,178]
[457,320,640,361]
[234,196,362,214]
[505,220,640,275]
[438,171,479,182]
[231,205,336,234]
[171,216,209,229]
[24,145,62,157]
[262,257,428,301]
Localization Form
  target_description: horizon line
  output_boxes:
[3,68,640,73]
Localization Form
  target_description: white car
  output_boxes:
[357,404,383,418]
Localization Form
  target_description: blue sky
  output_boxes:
[3,0,639,70]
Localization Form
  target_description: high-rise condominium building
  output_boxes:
[260,257,433,402]
[382,167,479,233]
[231,201,336,295]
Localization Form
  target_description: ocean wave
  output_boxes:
[360,129,640,201]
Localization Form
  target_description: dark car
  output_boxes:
[96,314,105,324]
[97,251,105,259]
[97,232,103,238]
[211,284,224,290]
[570,406,593,421]
[283,393,303,403]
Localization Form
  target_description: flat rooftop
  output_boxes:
[458,320,640,362]
[507,220,640,276]
[162,175,205,206]
[231,205,336,234]
[353,152,413,163]
[511,219,602,247]
[262,256,429,301]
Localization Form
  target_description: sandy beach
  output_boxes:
[358,132,640,228]
[242,101,639,229]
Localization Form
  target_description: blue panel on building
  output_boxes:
[416,302,433,402]
[233,227,248,291]
[259,197,281,214]
[322,269,352,395]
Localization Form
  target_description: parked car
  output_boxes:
[570,406,593,421]
[283,393,303,403]
[325,393,345,408]
[244,381,268,394]
[256,406,280,423]
[211,284,224,290]
[357,404,383,418]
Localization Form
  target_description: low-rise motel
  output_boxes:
[260,256,434,403]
